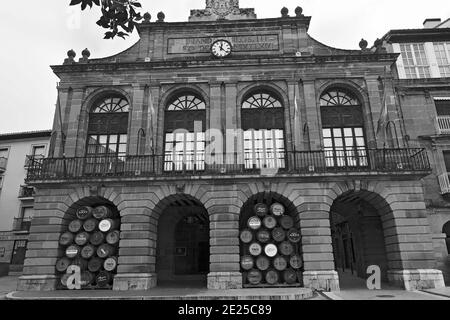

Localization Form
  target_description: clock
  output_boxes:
[211,40,232,58]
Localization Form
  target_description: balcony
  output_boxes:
[0,157,6,173]
[436,116,450,135]
[25,148,431,183]
[438,173,450,195]
[13,217,32,233]
[25,155,44,168]
[18,185,35,199]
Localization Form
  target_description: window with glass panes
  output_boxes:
[87,96,129,159]
[320,89,367,168]
[434,42,450,77]
[241,91,285,170]
[400,43,431,79]
[164,94,206,172]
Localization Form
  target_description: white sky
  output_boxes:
[0,0,449,134]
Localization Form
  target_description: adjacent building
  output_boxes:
[0,130,51,276]
[18,1,447,292]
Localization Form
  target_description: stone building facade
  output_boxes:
[18,1,445,291]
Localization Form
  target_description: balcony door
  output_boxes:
[320,89,368,168]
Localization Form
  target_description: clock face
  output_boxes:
[211,40,232,58]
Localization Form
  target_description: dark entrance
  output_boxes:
[9,240,28,273]
[156,196,209,287]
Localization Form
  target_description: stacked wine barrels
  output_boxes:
[56,205,120,290]
[240,202,303,287]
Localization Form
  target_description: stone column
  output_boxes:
[298,197,340,291]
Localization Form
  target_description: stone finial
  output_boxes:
[359,39,368,51]
[281,7,289,18]
[79,48,90,63]
[157,11,165,22]
[295,6,303,17]
[374,38,387,53]
[143,12,151,22]
[64,49,76,65]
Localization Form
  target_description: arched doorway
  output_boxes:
[330,191,389,287]
[156,195,209,287]
[239,192,303,287]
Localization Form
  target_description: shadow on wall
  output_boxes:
[0,263,9,277]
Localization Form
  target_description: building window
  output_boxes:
[87,96,130,159]
[435,98,450,116]
[399,43,431,79]
[241,91,285,170]
[433,42,450,77]
[320,89,367,168]
[164,93,206,172]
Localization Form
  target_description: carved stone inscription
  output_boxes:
[168,34,279,54]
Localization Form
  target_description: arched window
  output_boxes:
[164,93,206,172]
[241,90,285,170]
[87,95,129,159]
[320,88,367,168]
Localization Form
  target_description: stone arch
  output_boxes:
[159,85,210,111]
[316,79,370,108]
[237,82,289,108]
[81,87,132,115]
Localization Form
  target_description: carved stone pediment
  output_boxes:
[189,0,256,22]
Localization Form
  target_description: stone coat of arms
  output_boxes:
[206,0,240,18]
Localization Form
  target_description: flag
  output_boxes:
[56,89,66,157]
[376,67,390,146]
[148,86,155,153]
[294,84,300,149]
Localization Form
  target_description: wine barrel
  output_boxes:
[76,206,93,221]
[68,220,83,233]
[265,269,280,285]
[240,256,254,271]
[88,257,103,273]
[74,232,90,246]
[56,257,71,273]
[279,241,294,256]
[287,229,301,243]
[83,218,98,233]
[99,219,119,233]
[93,205,113,220]
[272,228,286,242]
[97,244,115,259]
[283,268,297,284]
[290,254,303,270]
[72,257,88,271]
[65,245,80,259]
[264,244,278,258]
[247,269,262,285]
[106,230,121,245]
[256,230,271,243]
[104,257,118,272]
[263,216,277,229]
[240,229,253,244]
[273,256,288,271]
[247,216,262,231]
[270,203,285,216]
[80,271,94,287]
[96,271,112,287]
[90,231,105,246]
[59,232,74,247]
[254,203,269,217]
[280,215,294,230]
[255,256,270,271]
[249,243,262,256]
[81,245,96,260]
[60,273,71,287]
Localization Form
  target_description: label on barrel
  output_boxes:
[83,219,98,232]
[247,216,262,230]
[247,270,262,285]
[56,258,71,273]
[106,230,120,245]
[90,232,105,246]
[249,243,262,256]
[81,245,95,259]
[256,230,271,243]
[93,206,109,220]
[279,241,294,256]
[76,207,92,220]
[240,230,253,244]
[59,233,74,246]
[273,256,288,271]
[255,256,270,271]
[287,229,301,243]
[265,270,279,285]
[104,257,117,272]
[264,244,278,257]
[272,228,286,242]
[99,219,112,232]
[66,246,79,258]
[283,269,297,284]
[75,232,89,246]
[88,258,103,273]
[96,272,111,287]
[240,256,254,271]
[270,203,285,216]
[254,203,269,217]
[263,216,277,229]
[290,255,303,269]
[69,220,82,233]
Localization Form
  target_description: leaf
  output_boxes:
[69,0,83,5]
[104,31,115,39]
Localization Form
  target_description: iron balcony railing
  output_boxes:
[436,116,450,135]
[25,148,430,182]
[0,157,6,172]
[18,185,34,199]
[438,172,450,195]
[13,217,32,232]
